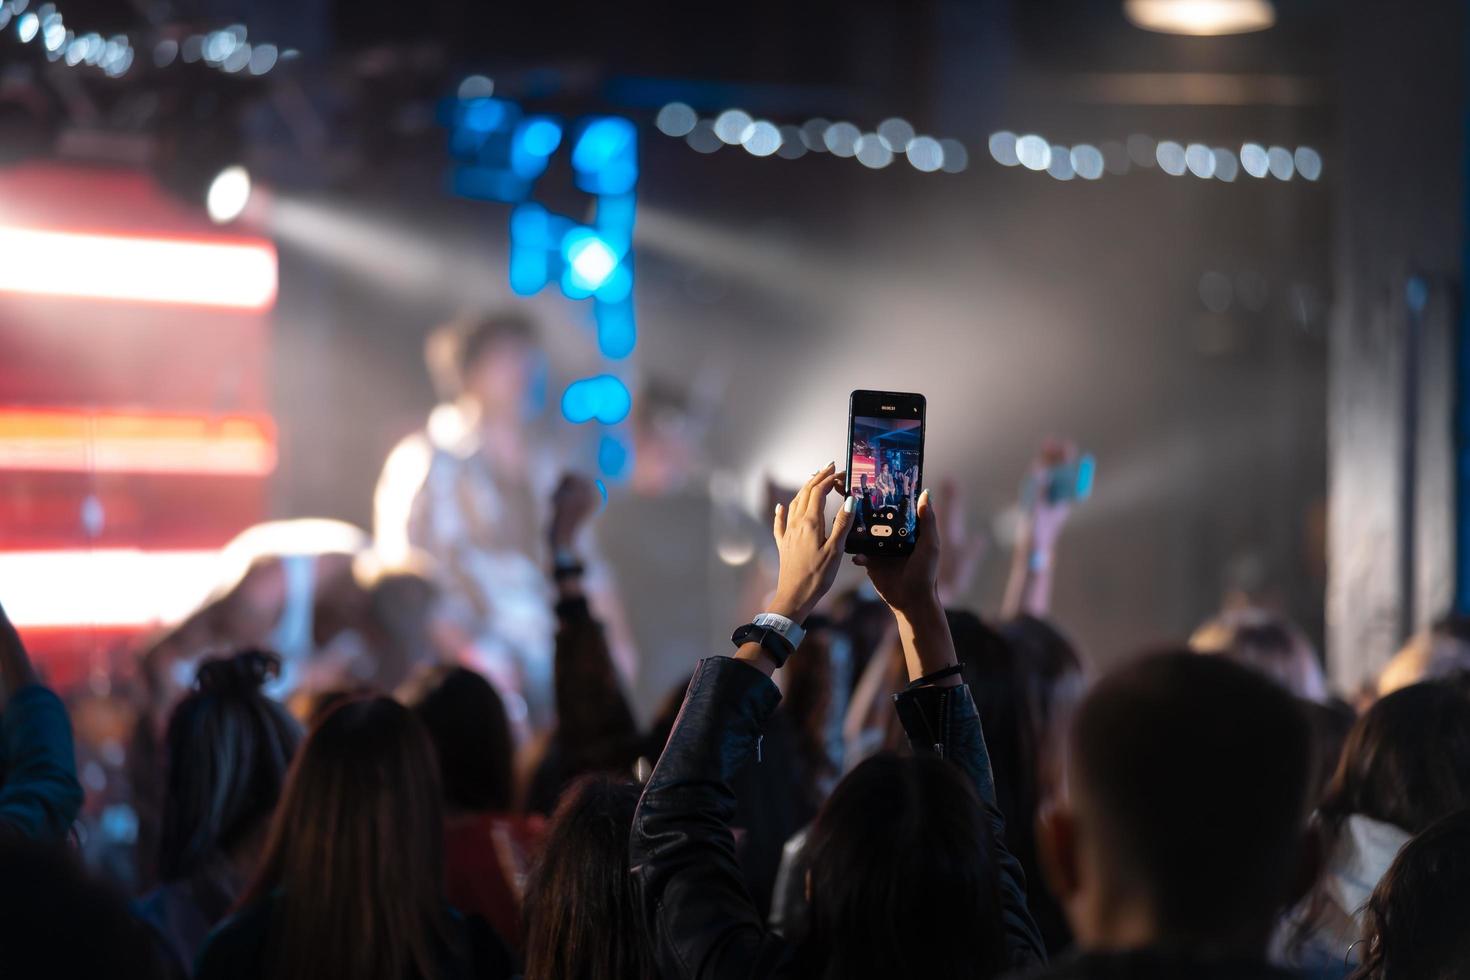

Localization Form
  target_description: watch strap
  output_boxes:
[752,611,805,651]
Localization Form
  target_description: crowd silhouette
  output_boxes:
[1,439,1468,980]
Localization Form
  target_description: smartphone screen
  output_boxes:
[845,389,926,556]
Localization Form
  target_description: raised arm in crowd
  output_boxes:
[630,462,1046,980]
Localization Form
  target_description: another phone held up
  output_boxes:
[845,389,926,556]
[1021,451,1096,508]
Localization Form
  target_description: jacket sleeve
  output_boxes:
[631,656,792,980]
[892,683,1047,970]
[0,684,84,841]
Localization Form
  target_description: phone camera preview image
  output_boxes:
[847,413,922,555]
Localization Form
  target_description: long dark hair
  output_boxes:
[403,665,515,813]
[1318,681,1470,835]
[1290,681,1470,958]
[157,650,300,913]
[801,754,1007,980]
[1352,808,1470,979]
[239,697,455,980]
[522,775,655,980]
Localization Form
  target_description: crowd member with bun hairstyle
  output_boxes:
[135,650,301,976]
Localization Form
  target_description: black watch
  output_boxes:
[731,622,797,669]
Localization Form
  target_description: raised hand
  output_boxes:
[768,463,855,623]
[854,488,941,617]
[548,472,602,551]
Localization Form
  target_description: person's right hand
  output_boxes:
[854,488,941,617]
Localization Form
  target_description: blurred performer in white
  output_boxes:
[375,311,616,730]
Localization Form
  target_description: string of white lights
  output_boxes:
[654,102,969,173]
[987,131,1322,182]
[654,101,1323,185]
[1,0,294,78]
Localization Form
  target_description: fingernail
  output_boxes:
[842,495,855,513]
[827,460,836,469]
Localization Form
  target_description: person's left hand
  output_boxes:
[768,463,854,622]
[549,472,602,550]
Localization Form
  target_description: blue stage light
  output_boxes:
[594,264,633,304]
[573,117,638,196]
[509,244,548,296]
[598,433,631,478]
[596,301,637,359]
[460,98,507,133]
[562,228,619,292]
[520,117,563,156]
[573,117,634,172]
[561,375,632,425]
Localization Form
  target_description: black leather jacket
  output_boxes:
[631,655,1047,979]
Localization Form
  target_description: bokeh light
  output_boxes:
[988,131,1020,167]
[1155,140,1187,175]
[1015,134,1050,171]
[655,103,698,138]
[823,121,861,157]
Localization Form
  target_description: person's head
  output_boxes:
[1040,650,1313,952]
[801,754,1007,979]
[401,665,515,814]
[630,378,700,494]
[880,461,890,475]
[1377,614,1470,698]
[158,650,301,890]
[522,775,654,980]
[0,839,167,980]
[361,569,441,691]
[1190,607,1328,702]
[1319,680,1470,836]
[430,311,541,419]
[1353,809,1470,980]
[242,697,452,980]
[1002,615,1087,736]
[1002,615,1088,800]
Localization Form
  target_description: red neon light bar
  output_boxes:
[0,226,277,310]
[0,408,277,476]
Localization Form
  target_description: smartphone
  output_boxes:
[845,390,926,556]
[1021,453,1097,508]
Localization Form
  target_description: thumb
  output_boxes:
[827,492,856,551]
[916,488,940,548]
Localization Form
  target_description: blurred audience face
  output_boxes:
[803,754,1007,980]
[1353,809,1470,980]
[522,775,654,980]
[1040,651,1313,952]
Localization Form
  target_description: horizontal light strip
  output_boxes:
[0,408,277,476]
[0,227,278,310]
[0,549,223,628]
